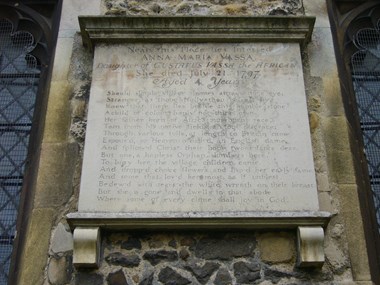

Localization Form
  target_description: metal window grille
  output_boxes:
[351,20,380,232]
[0,18,39,284]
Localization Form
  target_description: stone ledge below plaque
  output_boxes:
[67,211,331,230]
[67,212,330,268]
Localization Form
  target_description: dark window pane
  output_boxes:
[0,18,39,283]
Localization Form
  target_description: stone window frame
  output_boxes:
[0,1,61,284]
[328,0,380,282]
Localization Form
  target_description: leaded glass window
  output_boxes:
[0,18,40,284]
[351,14,380,231]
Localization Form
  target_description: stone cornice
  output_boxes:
[79,16,315,52]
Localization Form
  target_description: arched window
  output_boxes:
[0,2,59,283]
[329,1,380,282]
[0,17,40,283]
[349,6,380,230]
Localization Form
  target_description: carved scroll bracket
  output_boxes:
[73,227,100,268]
[297,226,325,267]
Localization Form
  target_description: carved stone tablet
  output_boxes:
[78,42,319,213]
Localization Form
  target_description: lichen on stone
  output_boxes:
[101,0,304,16]
[70,119,87,142]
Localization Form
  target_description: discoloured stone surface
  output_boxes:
[121,237,142,250]
[184,262,220,284]
[105,252,140,267]
[257,232,294,263]
[143,250,178,265]
[50,223,73,254]
[34,143,78,208]
[214,268,232,285]
[233,261,261,283]
[158,267,191,285]
[263,266,295,283]
[107,269,129,285]
[339,184,371,281]
[48,256,72,285]
[138,273,153,285]
[75,272,103,285]
[322,76,344,117]
[52,38,74,81]
[195,235,255,260]
[102,0,303,16]
[303,0,330,28]
[43,81,72,143]
[307,28,337,77]
[18,209,55,285]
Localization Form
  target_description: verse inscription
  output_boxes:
[79,43,319,213]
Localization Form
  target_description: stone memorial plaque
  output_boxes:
[78,42,319,213]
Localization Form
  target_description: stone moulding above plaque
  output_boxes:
[78,16,315,52]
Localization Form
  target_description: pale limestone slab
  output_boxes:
[59,0,101,38]
[78,42,319,213]
[50,223,73,254]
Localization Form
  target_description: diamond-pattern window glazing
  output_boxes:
[0,18,39,284]
[352,18,380,232]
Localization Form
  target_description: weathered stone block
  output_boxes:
[48,256,72,285]
[18,208,55,285]
[326,149,356,184]
[71,99,87,118]
[309,111,320,132]
[322,116,351,152]
[304,0,330,28]
[322,76,344,117]
[138,273,153,285]
[75,271,103,285]
[105,252,140,267]
[43,81,72,143]
[307,28,337,77]
[214,268,232,285]
[257,232,294,263]
[52,37,74,81]
[121,237,142,250]
[233,261,261,283]
[34,142,78,208]
[339,184,371,281]
[168,239,177,248]
[107,269,129,285]
[316,173,330,192]
[184,262,220,284]
[179,248,190,260]
[318,192,335,214]
[70,119,87,142]
[143,250,178,265]
[148,239,164,248]
[158,267,191,285]
[59,0,101,38]
[263,266,294,283]
[324,239,349,274]
[103,0,304,16]
[180,236,196,247]
[50,222,73,254]
[194,235,255,260]
[323,116,356,183]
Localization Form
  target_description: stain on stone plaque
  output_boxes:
[78,43,319,212]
